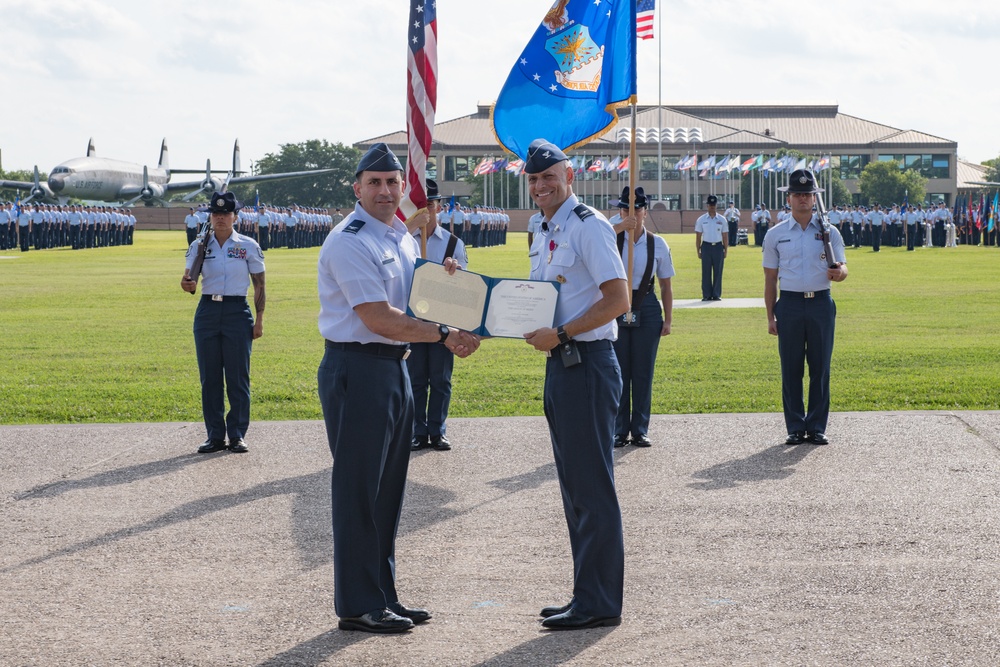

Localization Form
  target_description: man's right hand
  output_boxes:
[181,274,197,293]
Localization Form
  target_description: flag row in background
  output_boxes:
[465,153,840,180]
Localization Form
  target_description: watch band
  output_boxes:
[557,325,570,344]
[437,324,450,344]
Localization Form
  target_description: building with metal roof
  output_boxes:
[358,103,959,212]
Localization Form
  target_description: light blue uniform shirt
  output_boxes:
[762,216,846,293]
[695,213,727,243]
[526,212,543,236]
[318,202,419,345]
[185,231,265,296]
[412,223,468,268]
[619,230,675,288]
[529,195,626,342]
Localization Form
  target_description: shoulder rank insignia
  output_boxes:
[573,204,594,221]
[343,219,366,235]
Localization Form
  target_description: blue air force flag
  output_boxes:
[492,0,637,160]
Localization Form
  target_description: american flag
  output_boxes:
[398,0,438,223]
[637,0,656,40]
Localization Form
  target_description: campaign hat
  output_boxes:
[523,139,568,174]
[356,142,403,177]
[779,169,823,194]
[426,179,442,201]
[208,191,242,213]
[612,186,647,209]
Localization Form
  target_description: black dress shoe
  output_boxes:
[806,432,829,445]
[388,601,432,624]
[430,435,451,451]
[613,435,627,448]
[338,608,413,634]
[631,434,652,447]
[411,435,429,451]
[785,432,806,445]
[197,439,227,454]
[540,602,572,618]
[228,438,249,453]
[542,608,621,630]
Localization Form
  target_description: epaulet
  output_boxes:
[342,219,365,235]
[573,204,594,221]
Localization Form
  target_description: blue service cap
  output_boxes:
[523,139,568,174]
[356,143,403,177]
[208,191,242,213]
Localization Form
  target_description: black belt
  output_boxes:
[702,241,722,246]
[325,340,410,359]
[568,339,614,352]
[202,295,247,302]
[780,289,830,299]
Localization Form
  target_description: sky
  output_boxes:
[2,0,998,175]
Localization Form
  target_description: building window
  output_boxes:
[837,155,868,180]
[876,154,949,180]
[426,156,437,181]
[444,156,473,182]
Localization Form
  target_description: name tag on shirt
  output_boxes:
[778,238,791,244]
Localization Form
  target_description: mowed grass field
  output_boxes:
[1,230,997,425]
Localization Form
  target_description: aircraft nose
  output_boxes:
[49,176,65,192]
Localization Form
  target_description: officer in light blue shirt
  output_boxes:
[181,192,265,455]
[316,143,479,634]
[523,138,629,630]
[763,170,847,446]
[695,196,728,300]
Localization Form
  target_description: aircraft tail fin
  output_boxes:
[87,138,96,157]
[232,139,241,175]
[158,138,169,173]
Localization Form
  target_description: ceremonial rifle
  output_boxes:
[188,220,214,294]
[813,188,839,270]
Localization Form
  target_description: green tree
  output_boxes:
[981,156,1000,183]
[0,168,46,202]
[229,140,361,208]
[858,161,926,207]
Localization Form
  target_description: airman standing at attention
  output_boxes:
[181,192,266,455]
[695,195,727,301]
[724,199,740,246]
[408,179,469,452]
[764,170,847,446]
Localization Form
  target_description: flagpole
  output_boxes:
[628,103,637,312]
[657,1,663,204]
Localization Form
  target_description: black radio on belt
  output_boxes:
[557,325,581,367]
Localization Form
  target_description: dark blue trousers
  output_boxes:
[700,243,724,299]
[318,346,413,619]
[613,292,663,438]
[406,342,454,438]
[544,341,624,617]
[193,297,253,442]
[775,291,836,435]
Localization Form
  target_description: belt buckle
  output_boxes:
[804,291,815,299]
[211,294,223,302]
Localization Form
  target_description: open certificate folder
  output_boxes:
[407,259,560,338]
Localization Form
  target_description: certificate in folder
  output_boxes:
[407,259,560,338]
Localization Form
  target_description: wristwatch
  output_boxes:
[437,324,450,344]
[557,325,571,344]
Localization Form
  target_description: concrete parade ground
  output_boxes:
[1,412,998,666]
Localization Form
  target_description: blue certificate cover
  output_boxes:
[406,258,560,338]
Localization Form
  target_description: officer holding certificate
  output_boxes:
[523,138,629,631]
[317,144,479,634]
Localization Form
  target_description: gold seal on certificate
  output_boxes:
[407,259,560,338]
